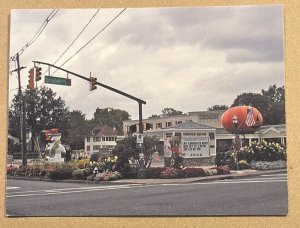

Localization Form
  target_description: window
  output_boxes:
[87,146,90,151]
[102,136,106,141]
[87,137,90,142]
[167,122,172,127]
[93,137,97,142]
[93,145,99,151]
[175,121,182,125]
[156,123,162,129]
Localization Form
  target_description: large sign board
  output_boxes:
[45,76,71,86]
[181,136,209,158]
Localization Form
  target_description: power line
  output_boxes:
[10,9,59,61]
[52,8,126,75]
[52,9,100,67]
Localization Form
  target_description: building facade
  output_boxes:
[163,121,217,166]
[122,111,286,159]
[84,125,121,157]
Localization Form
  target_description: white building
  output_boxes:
[122,110,286,155]
[84,125,120,157]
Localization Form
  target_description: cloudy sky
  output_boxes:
[9,5,284,120]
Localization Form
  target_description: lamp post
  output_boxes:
[232,115,239,169]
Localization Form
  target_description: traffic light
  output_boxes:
[90,77,97,91]
[35,66,42,81]
[27,68,35,90]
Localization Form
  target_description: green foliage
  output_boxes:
[261,85,285,104]
[9,87,70,149]
[90,152,102,162]
[113,136,162,170]
[244,140,286,162]
[49,168,73,180]
[72,168,91,179]
[182,167,206,177]
[230,84,285,125]
[92,107,130,133]
[161,107,183,116]
[207,105,228,111]
[65,110,88,150]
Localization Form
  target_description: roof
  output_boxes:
[164,121,215,130]
[216,124,286,135]
[92,125,120,136]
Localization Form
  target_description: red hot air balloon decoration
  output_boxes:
[221,106,263,134]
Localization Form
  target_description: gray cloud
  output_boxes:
[9,6,285,120]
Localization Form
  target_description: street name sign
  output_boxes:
[45,76,71,86]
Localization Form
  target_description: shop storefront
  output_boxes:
[163,121,216,166]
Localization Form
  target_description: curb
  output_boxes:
[7,169,286,185]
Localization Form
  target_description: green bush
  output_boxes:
[244,141,286,162]
[90,152,102,162]
[72,168,91,180]
[182,167,206,177]
[49,168,73,180]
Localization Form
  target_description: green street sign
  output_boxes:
[44,76,71,86]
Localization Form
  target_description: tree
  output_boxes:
[148,114,160,119]
[262,85,285,104]
[231,92,269,121]
[208,105,228,111]
[65,110,88,150]
[231,85,285,125]
[261,85,285,124]
[92,107,130,133]
[161,108,183,116]
[9,86,70,153]
[113,136,162,171]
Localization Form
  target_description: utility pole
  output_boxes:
[15,53,27,166]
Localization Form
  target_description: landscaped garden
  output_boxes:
[7,140,286,182]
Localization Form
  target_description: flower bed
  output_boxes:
[158,166,230,179]
[250,160,287,170]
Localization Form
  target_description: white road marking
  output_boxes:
[6,187,20,190]
[7,184,144,198]
[261,174,287,177]
[218,177,287,182]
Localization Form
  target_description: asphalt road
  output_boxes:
[6,172,288,216]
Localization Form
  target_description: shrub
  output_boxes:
[94,171,122,181]
[160,167,181,179]
[90,152,102,162]
[238,160,251,170]
[75,159,90,169]
[182,167,206,177]
[244,141,286,162]
[147,167,166,178]
[49,168,73,180]
[72,168,90,180]
[250,160,286,170]
[203,168,218,176]
[215,165,230,175]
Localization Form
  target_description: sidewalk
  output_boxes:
[7,169,286,185]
